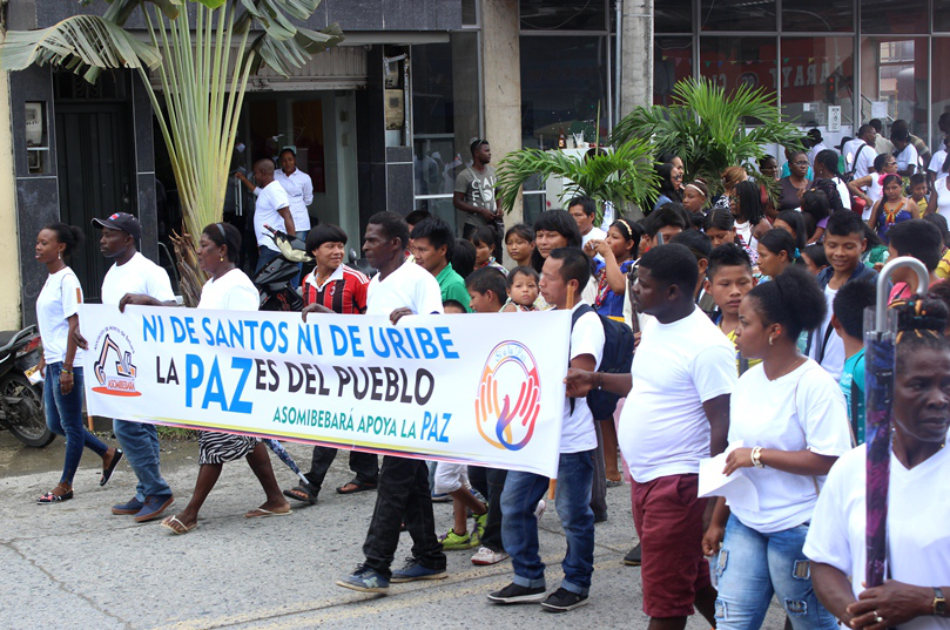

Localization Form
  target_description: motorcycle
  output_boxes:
[254,224,312,312]
[0,325,52,447]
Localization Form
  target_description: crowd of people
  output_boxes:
[29,133,950,625]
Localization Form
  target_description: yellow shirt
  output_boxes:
[937,248,950,280]
[725,328,761,374]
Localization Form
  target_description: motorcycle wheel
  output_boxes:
[1,373,53,447]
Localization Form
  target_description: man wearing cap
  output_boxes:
[81,213,177,522]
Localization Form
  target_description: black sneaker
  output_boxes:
[624,542,642,566]
[541,587,589,612]
[487,582,547,604]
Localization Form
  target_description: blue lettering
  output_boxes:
[201,317,214,345]
[330,325,348,356]
[143,315,161,343]
[297,324,312,354]
[201,357,228,411]
[435,327,459,359]
[184,354,204,407]
[228,320,244,349]
[370,327,390,357]
[229,357,253,414]
[171,316,186,343]
[277,322,289,354]
[416,328,438,359]
[261,321,277,352]
[347,325,364,357]
[386,328,412,359]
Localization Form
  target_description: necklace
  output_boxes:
[765,355,806,381]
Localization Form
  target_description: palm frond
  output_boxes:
[612,78,805,196]
[497,139,660,220]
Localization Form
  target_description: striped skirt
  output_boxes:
[198,431,259,465]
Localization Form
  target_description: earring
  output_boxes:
[768,336,775,346]
[219,255,224,262]
[57,251,62,260]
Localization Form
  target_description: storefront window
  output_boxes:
[860,37,928,142]
[699,0,775,32]
[520,0,608,31]
[936,0,950,33]
[932,38,950,152]
[462,0,477,26]
[656,0,692,34]
[655,37,693,106]
[699,37,777,101]
[411,33,481,230]
[779,37,855,145]
[861,3,927,35]
[520,36,609,149]
[781,0,853,32]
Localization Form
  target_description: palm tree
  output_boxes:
[611,78,804,197]
[496,139,660,223]
[1,0,342,305]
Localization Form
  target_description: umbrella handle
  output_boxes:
[874,257,930,331]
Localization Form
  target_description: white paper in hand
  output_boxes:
[698,441,760,512]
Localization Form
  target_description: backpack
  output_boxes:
[570,303,635,419]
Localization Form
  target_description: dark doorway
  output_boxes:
[55,102,136,302]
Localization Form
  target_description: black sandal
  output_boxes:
[100,449,124,486]
[38,487,73,504]
[336,478,378,494]
[283,483,318,505]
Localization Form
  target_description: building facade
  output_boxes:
[2,0,945,326]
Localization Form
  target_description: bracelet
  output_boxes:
[61,368,73,375]
[751,446,765,468]
[597,372,604,390]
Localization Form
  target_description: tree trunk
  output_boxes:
[170,227,205,308]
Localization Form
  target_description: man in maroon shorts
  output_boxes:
[566,244,735,630]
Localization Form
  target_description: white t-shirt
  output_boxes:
[198,269,260,311]
[832,176,852,211]
[366,260,444,317]
[561,303,604,454]
[866,176,884,221]
[253,181,291,251]
[929,150,947,178]
[36,267,85,364]
[728,360,852,533]
[100,252,175,306]
[807,141,828,165]
[896,143,920,173]
[581,226,607,248]
[843,140,875,181]
[804,444,950,630]
[619,307,737,483]
[934,176,950,221]
[261,168,313,232]
[810,285,845,381]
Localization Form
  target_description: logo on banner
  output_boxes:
[91,330,141,397]
[475,341,541,451]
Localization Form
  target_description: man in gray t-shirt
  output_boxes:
[453,139,502,239]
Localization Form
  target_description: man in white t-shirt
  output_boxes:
[336,212,445,596]
[236,159,296,272]
[84,213,177,523]
[488,247,604,612]
[565,243,735,629]
[569,196,607,249]
[843,125,878,183]
[893,129,921,178]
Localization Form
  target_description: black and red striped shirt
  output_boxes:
[301,265,370,314]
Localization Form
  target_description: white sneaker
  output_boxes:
[471,546,509,565]
[534,499,546,522]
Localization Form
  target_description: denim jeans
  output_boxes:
[44,364,108,485]
[501,450,595,595]
[256,246,281,273]
[113,420,171,501]
[715,514,838,630]
[361,456,445,579]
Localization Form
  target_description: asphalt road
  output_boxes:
[0,432,785,630]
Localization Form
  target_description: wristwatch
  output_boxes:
[751,446,765,468]
[934,587,946,616]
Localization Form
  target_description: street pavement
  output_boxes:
[0,432,786,630]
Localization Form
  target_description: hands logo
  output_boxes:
[475,341,541,451]
[91,333,141,397]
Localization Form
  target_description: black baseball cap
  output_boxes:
[92,212,142,240]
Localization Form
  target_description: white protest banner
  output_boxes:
[80,305,571,477]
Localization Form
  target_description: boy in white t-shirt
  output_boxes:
[82,213,177,523]
[488,247,604,613]
[565,243,735,629]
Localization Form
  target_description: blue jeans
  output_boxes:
[113,420,171,501]
[44,364,108,485]
[501,450,596,595]
[715,514,838,630]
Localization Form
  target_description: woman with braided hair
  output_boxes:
[805,295,950,630]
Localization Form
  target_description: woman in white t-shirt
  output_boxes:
[121,223,290,533]
[927,157,950,221]
[804,296,950,630]
[702,266,852,630]
[35,224,122,503]
[850,154,899,222]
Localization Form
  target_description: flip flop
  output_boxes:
[100,449,124,487]
[37,489,73,504]
[245,507,293,518]
[161,515,198,535]
[283,484,318,505]
[336,478,377,495]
